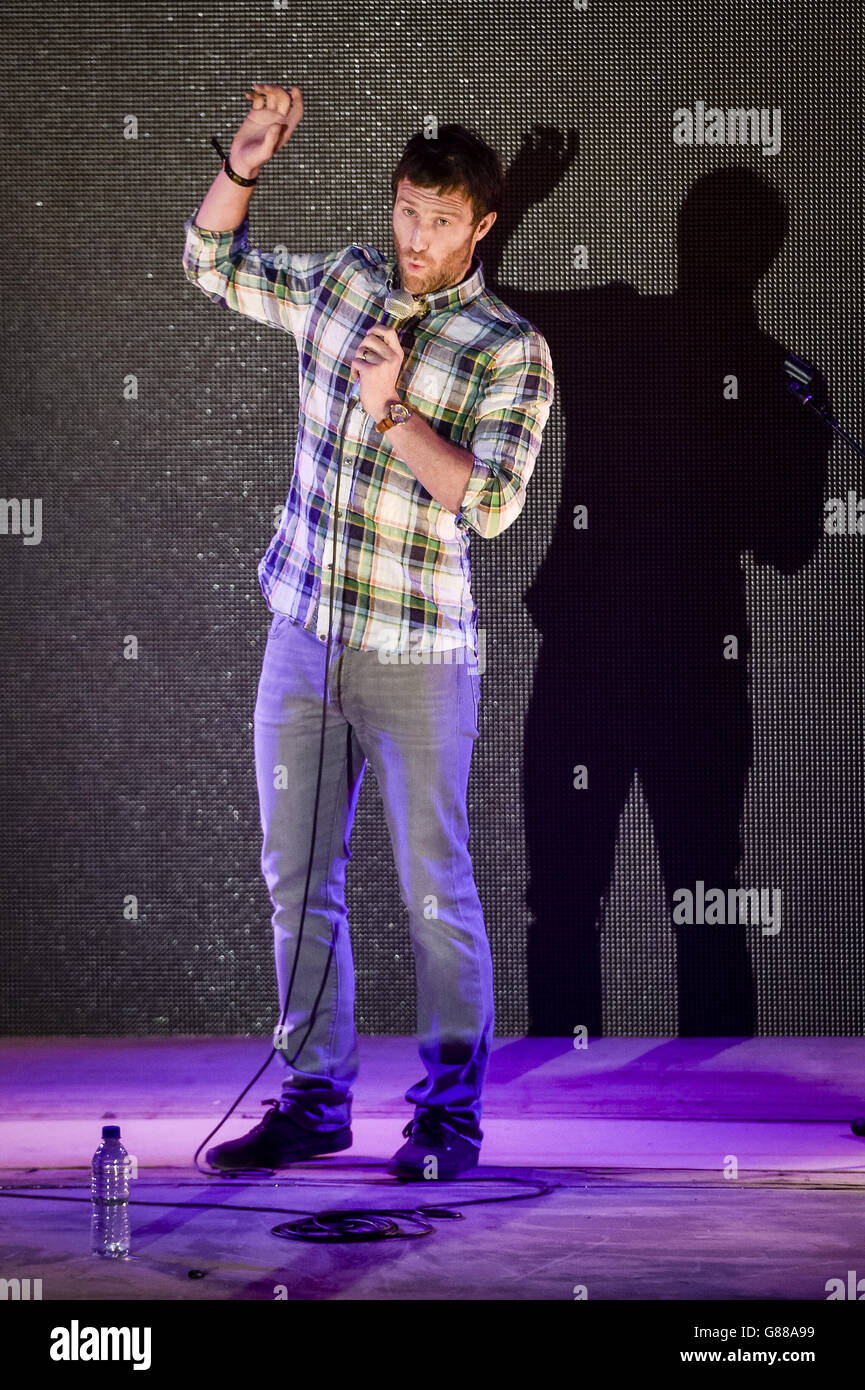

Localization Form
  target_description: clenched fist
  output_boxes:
[230,83,303,178]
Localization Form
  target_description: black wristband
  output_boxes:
[211,135,258,186]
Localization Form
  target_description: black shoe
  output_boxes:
[206,1098,352,1172]
[386,1111,480,1181]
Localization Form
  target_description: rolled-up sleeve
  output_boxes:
[457,331,554,539]
[182,205,345,346]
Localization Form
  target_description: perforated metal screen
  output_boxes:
[1,0,861,1037]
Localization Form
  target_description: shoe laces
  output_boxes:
[250,1097,282,1134]
[402,1112,454,1144]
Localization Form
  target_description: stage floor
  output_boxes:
[1,1036,864,1301]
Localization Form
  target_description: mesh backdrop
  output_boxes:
[0,0,862,1037]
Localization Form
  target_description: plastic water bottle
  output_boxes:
[90,1124,130,1258]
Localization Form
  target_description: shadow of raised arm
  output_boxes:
[483,125,579,284]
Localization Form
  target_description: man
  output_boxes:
[182,84,554,1178]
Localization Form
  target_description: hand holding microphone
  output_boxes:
[349,289,427,417]
[350,325,405,419]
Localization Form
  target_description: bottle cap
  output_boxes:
[101,1125,121,1139]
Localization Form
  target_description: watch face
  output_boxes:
[391,403,411,422]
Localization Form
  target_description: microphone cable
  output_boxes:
[193,408,348,1177]
[195,290,427,1178]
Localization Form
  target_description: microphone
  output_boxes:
[784,351,833,420]
[784,351,820,402]
[380,286,429,363]
[383,286,425,324]
[784,352,863,458]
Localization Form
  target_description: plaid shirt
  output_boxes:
[182,206,554,659]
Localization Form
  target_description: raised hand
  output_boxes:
[230,83,304,177]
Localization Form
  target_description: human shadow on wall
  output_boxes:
[482,133,833,1037]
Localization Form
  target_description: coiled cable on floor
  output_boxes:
[0,1175,556,1244]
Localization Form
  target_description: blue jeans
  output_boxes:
[253,613,494,1146]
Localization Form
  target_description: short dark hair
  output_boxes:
[391,124,504,228]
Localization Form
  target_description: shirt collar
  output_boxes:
[382,250,486,316]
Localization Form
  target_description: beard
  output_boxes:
[395,236,476,294]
